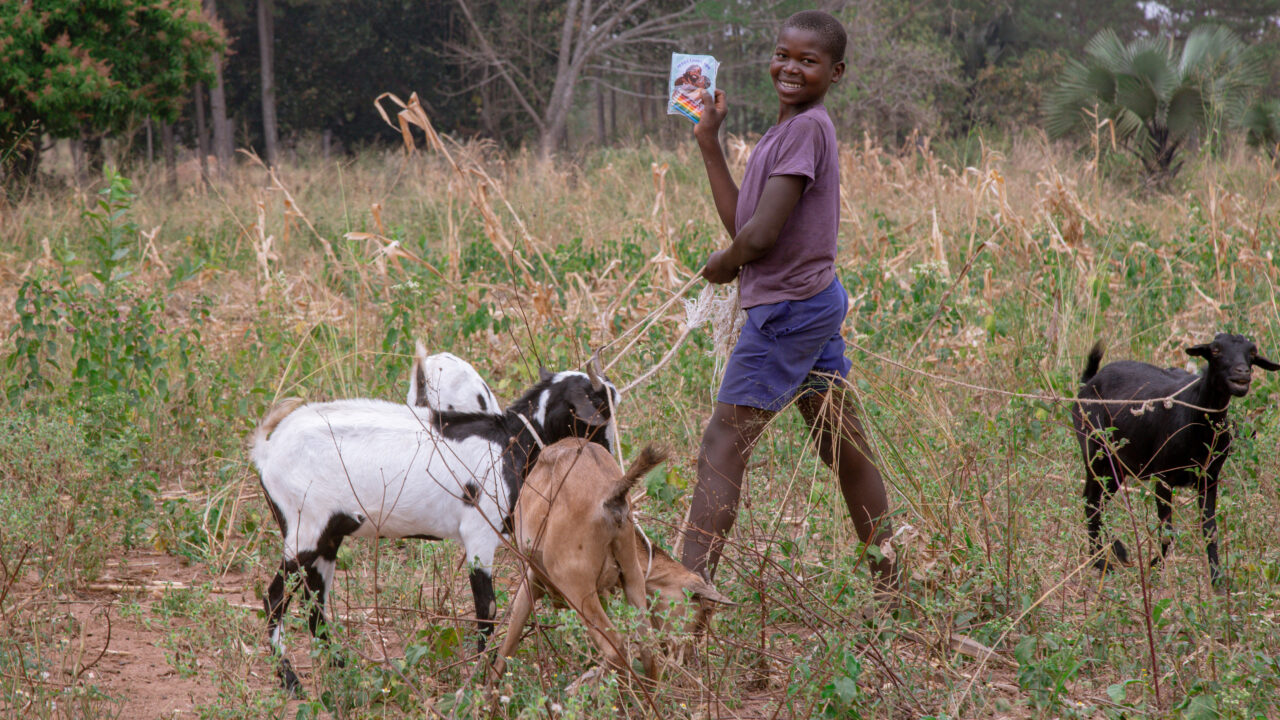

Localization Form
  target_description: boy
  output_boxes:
[681,10,896,593]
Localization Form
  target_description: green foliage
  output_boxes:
[818,648,866,719]
[0,404,154,589]
[1014,633,1086,712]
[1242,97,1280,159]
[1045,26,1267,183]
[4,170,191,427]
[0,0,221,176]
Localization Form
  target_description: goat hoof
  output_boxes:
[278,660,303,696]
[1110,540,1131,566]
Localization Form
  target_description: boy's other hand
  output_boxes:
[693,89,727,141]
[702,249,738,284]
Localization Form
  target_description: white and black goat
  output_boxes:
[1072,333,1277,587]
[251,353,619,691]
[409,343,501,415]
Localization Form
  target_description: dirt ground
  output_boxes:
[15,550,295,718]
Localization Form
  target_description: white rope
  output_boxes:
[618,282,744,394]
[846,341,1227,414]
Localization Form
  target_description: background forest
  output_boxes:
[4,0,1280,182]
[5,1,1280,719]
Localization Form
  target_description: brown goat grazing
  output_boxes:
[494,439,731,681]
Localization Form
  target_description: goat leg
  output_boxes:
[469,568,498,651]
[1083,468,1114,572]
[1197,477,1225,589]
[613,527,657,680]
[1151,480,1174,568]
[492,571,539,679]
[265,559,302,693]
[300,557,349,670]
[575,590,630,676]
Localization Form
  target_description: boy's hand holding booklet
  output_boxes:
[668,53,718,123]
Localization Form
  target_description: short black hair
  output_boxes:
[781,10,847,62]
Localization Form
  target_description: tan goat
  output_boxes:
[494,438,730,681]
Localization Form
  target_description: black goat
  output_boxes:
[1072,333,1277,587]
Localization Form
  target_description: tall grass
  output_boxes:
[2,128,1280,718]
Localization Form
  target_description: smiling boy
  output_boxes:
[681,10,897,594]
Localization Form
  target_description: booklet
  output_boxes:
[667,53,719,123]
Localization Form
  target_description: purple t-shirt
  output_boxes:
[734,104,839,308]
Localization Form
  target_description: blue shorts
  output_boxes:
[718,277,853,412]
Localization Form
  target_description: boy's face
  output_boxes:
[769,26,844,110]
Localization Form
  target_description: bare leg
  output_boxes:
[681,402,773,580]
[795,387,894,590]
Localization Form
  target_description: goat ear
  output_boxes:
[1254,354,1280,371]
[568,386,608,427]
[1185,344,1212,359]
[409,357,429,407]
[689,579,735,606]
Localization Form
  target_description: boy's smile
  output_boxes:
[770,26,844,119]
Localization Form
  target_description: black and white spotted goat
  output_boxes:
[251,346,619,691]
[1072,333,1277,587]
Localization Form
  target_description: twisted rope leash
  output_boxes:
[846,340,1224,415]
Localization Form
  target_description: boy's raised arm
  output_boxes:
[694,89,737,236]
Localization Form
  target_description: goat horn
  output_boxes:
[586,350,604,391]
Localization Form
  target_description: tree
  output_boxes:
[257,0,279,166]
[450,0,707,158]
[1243,98,1280,160]
[829,0,957,142]
[0,0,222,179]
[1044,26,1266,184]
[206,0,234,173]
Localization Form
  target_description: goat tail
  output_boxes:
[1081,341,1105,385]
[250,397,306,468]
[608,445,668,507]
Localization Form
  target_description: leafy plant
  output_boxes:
[1242,97,1280,161]
[1045,26,1266,183]
[0,0,222,178]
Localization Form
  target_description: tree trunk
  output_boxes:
[81,128,104,180]
[539,67,581,159]
[609,85,616,140]
[594,78,606,146]
[537,0,581,160]
[205,0,232,175]
[71,136,83,184]
[637,79,647,130]
[193,82,210,184]
[257,0,279,167]
[322,128,332,159]
[161,122,177,192]
[145,118,154,164]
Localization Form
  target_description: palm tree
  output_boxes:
[1243,98,1280,162]
[1045,26,1265,184]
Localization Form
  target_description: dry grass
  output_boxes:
[3,124,1280,718]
